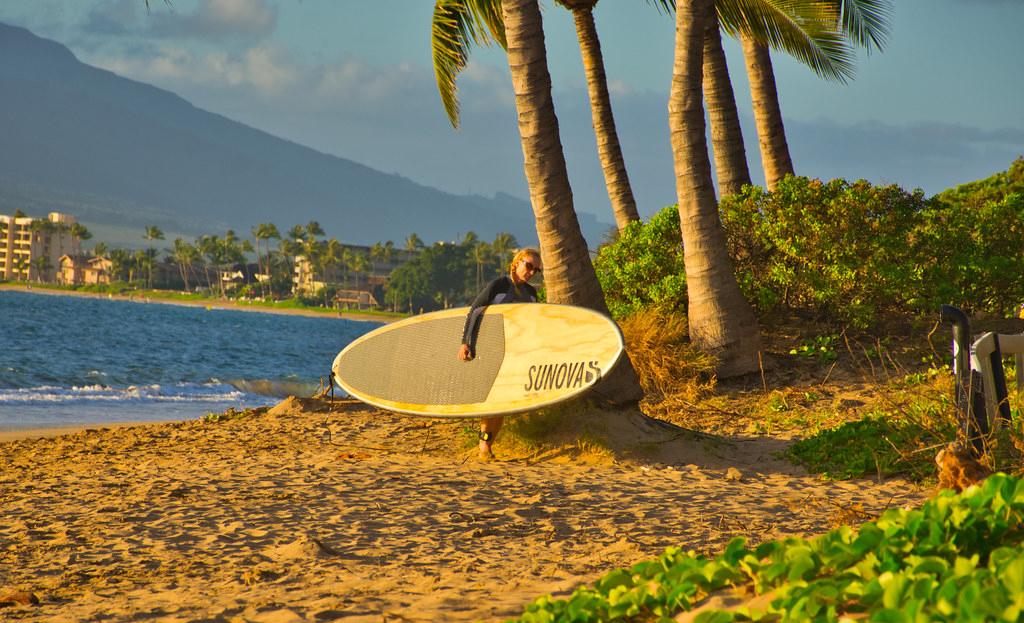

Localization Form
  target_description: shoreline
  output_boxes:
[0,419,173,443]
[0,283,401,324]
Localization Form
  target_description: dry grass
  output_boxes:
[619,309,718,422]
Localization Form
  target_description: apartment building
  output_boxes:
[0,212,80,282]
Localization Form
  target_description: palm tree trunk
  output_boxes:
[669,0,762,378]
[703,11,751,197]
[741,34,794,191]
[570,5,640,231]
[501,0,642,404]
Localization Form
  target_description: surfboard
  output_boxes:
[331,303,625,418]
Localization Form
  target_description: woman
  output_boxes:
[458,248,543,460]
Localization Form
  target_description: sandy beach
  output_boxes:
[0,397,929,622]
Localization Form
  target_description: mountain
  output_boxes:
[0,23,613,247]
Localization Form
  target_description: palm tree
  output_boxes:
[198,235,227,297]
[404,233,424,253]
[305,221,325,240]
[694,0,859,196]
[369,240,397,280]
[92,243,108,259]
[739,0,891,189]
[555,0,664,229]
[286,224,305,246]
[69,222,92,246]
[702,6,751,196]
[318,238,344,304]
[432,0,643,401]
[144,226,164,242]
[252,223,281,298]
[28,219,56,236]
[500,0,645,401]
[339,247,355,288]
[471,240,491,291]
[300,223,324,280]
[109,249,131,283]
[669,0,762,377]
[490,231,517,274]
[132,249,149,287]
[30,256,52,283]
[322,238,346,291]
[143,225,165,288]
[370,241,385,266]
[200,231,251,298]
[350,252,370,290]
[434,0,657,231]
[171,238,199,292]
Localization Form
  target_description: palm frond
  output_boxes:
[642,0,676,14]
[718,0,855,83]
[837,0,891,52]
[431,0,506,129]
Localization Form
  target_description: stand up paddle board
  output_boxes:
[331,303,625,417]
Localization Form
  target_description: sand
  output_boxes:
[0,398,929,622]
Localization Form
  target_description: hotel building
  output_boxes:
[0,212,80,282]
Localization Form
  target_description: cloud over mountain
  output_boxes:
[83,0,277,40]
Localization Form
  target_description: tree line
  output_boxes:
[83,222,520,311]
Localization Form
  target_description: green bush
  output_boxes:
[934,157,1024,209]
[595,168,1024,327]
[593,208,687,319]
[915,192,1024,316]
[720,177,929,327]
[515,473,1024,622]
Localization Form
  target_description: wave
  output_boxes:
[225,378,320,398]
[0,383,262,405]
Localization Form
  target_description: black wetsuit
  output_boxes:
[461,276,538,350]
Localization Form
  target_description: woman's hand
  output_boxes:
[458,344,474,361]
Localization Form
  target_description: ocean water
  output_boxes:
[0,290,378,429]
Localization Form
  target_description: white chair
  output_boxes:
[970,332,1024,429]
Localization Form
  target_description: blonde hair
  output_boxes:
[509,248,541,275]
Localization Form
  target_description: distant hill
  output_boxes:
[0,23,612,247]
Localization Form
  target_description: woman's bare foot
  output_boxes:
[478,442,495,462]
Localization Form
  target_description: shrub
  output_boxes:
[596,169,1024,328]
[934,156,1024,209]
[515,474,1024,622]
[594,208,687,319]
[915,192,1024,316]
[720,177,929,327]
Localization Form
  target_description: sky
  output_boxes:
[1,0,1022,224]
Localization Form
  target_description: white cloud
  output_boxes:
[90,39,516,119]
[606,78,632,97]
[82,0,137,35]
[242,45,297,92]
[92,42,298,95]
[148,0,277,39]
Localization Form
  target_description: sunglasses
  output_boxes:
[523,261,543,274]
